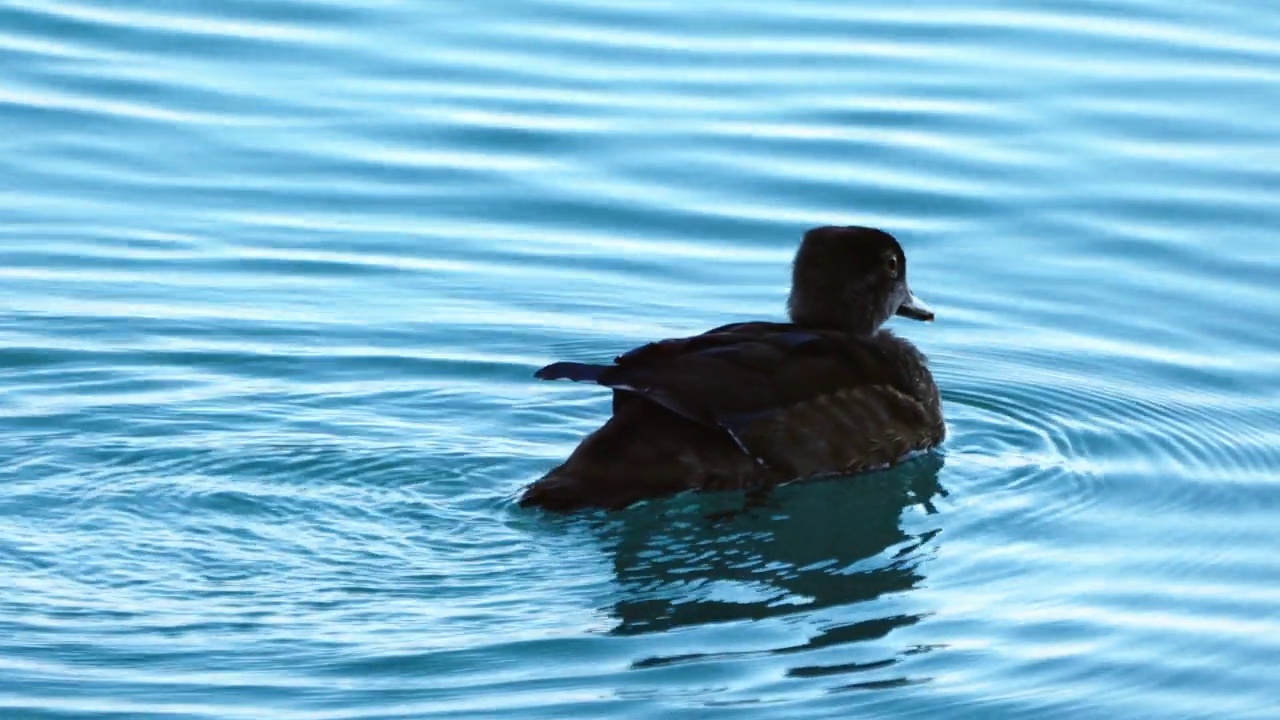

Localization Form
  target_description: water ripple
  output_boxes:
[2,0,1279,717]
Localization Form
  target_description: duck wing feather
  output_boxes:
[534,321,938,477]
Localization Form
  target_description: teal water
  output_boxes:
[3,0,1280,717]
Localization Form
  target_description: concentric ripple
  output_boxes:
[941,354,1280,514]
[2,0,1280,718]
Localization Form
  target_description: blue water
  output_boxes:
[3,0,1280,717]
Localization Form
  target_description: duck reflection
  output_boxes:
[591,453,947,682]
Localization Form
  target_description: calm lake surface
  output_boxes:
[2,1,1279,718]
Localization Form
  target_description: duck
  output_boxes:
[520,225,945,512]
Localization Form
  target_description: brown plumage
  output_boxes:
[521,226,945,512]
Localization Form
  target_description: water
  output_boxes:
[2,0,1279,717]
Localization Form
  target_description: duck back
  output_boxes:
[521,323,944,511]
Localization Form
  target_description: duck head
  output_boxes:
[786,225,934,335]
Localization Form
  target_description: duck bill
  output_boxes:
[896,288,935,322]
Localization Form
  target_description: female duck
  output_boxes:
[521,225,945,512]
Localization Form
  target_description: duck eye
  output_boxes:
[885,253,900,279]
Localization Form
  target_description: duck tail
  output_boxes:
[518,466,592,512]
[534,361,609,383]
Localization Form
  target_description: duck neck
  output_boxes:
[787,293,882,336]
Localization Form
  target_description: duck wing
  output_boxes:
[535,322,940,477]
